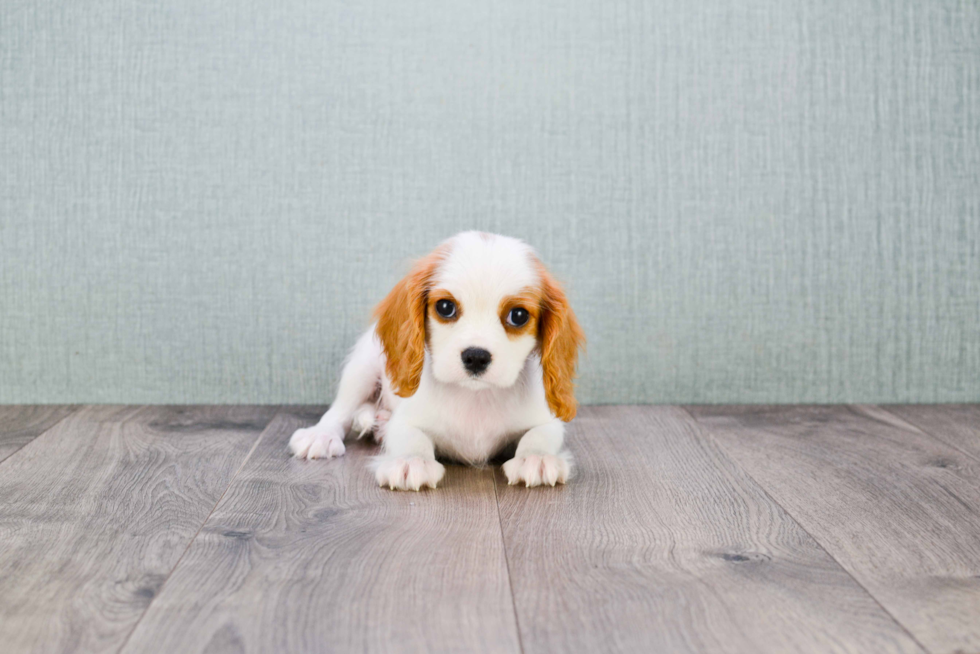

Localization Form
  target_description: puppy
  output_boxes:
[288,231,585,490]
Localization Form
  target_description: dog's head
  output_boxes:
[373,231,585,421]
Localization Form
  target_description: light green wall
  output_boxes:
[2,0,978,404]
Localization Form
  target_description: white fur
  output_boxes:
[288,232,573,491]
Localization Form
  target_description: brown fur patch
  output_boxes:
[534,261,586,421]
[428,289,462,324]
[498,289,541,340]
[373,245,449,397]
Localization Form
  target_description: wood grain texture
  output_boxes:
[0,405,78,463]
[121,407,521,654]
[882,405,980,462]
[494,406,924,654]
[688,404,980,654]
[0,405,276,654]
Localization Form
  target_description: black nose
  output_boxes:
[461,347,492,376]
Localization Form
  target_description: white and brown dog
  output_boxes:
[289,231,585,491]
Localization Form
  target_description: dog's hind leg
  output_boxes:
[289,327,384,459]
[352,401,377,438]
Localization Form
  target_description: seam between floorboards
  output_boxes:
[874,404,980,466]
[114,405,283,654]
[492,469,527,654]
[678,405,933,654]
[0,405,83,468]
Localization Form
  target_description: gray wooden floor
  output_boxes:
[1,405,979,654]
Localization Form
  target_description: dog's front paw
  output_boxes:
[374,456,445,491]
[503,452,571,487]
[289,422,346,460]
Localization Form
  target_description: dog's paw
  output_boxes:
[374,456,445,491]
[352,404,376,438]
[372,408,391,443]
[288,422,346,460]
[503,452,571,487]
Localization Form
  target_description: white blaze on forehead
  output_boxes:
[434,232,539,300]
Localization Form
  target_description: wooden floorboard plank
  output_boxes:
[882,405,980,462]
[0,405,277,654]
[0,405,78,464]
[494,405,924,654]
[121,407,521,654]
[688,404,980,654]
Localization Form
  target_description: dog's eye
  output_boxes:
[435,299,457,319]
[507,307,529,327]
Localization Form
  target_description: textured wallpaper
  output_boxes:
[1,0,978,404]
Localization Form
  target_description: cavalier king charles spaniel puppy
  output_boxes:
[289,231,585,491]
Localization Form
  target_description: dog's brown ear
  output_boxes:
[373,248,445,397]
[537,264,585,421]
